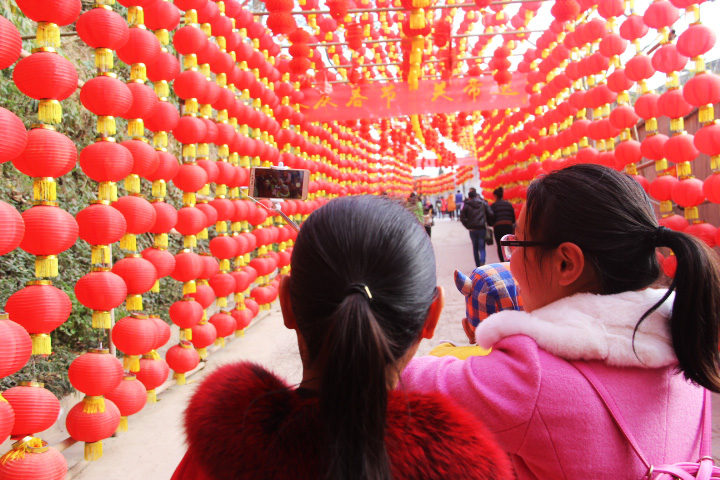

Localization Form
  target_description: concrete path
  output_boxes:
[13,216,720,479]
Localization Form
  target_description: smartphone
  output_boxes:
[249,167,310,201]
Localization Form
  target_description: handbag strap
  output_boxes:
[572,362,711,472]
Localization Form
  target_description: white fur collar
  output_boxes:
[474,288,677,368]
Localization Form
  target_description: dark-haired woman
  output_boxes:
[171,195,511,480]
[402,164,720,479]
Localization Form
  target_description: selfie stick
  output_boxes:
[240,189,300,232]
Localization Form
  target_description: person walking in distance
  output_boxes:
[455,190,463,218]
[446,193,456,221]
[490,187,516,262]
[460,189,494,267]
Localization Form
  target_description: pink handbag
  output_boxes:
[573,362,720,480]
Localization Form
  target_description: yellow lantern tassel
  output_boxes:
[185,98,199,114]
[234,255,245,267]
[214,337,225,347]
[217,297,227,307]
[216,184,228,196]
[92,311,111,329]
[182,192,196,206]
[199,184,210,196]
[235,329,245,337]
[82,396,106,414]
[31,334,52,355]
[155,29,169,45]
[128,118,145,138]
[151,279,160,293]
[670,117,684,132]
[660,200,673,214]
[35,255,58,278]
[244,253,251,263]
[98,182,118,202]
[182,280,197,295]
[147,389,157,403]
[97,116,116,136]
[700,105,714,124]
[182,328,192,341]
[124,174,141,194]
[197,142,210,156]
[216,221,228,232]
[153,233,168,248]
[120,233,137,251]
[149,349,161,360]
[153,131,168,148]
[218,145,229,157]
[38,99,62,124]
[33,178,56,201]
[646,117,658,132]
[712,155,720,171]
[684,206,699,221]
[126,294,143,311]
[124,355,140,372]
[154,80,169,98]
[655,158,669,172]
[95,48,114,70]
[130,64,147,83]
[197,228,208,240]
[196,347,208,360]
[0,437,44,465]
[84,441,103,461]
[117,416,128,432]
[694,56,706,73]
[91,245,111,264]
[183,235,197,248]
[410,9,426,29]
[234,293,244,304]
[219,259,230,271]
[174,372,186,385]
[182,143,197,158]
[201,310,207,321]
[36,22,60,48]
[151,180,166,198]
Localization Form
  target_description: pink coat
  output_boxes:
[401,289,704,479]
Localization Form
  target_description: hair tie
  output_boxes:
[653,226,669,247]
[344,283,373,302]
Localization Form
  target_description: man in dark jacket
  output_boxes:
[489,187,516,262]
[460,189,494,267]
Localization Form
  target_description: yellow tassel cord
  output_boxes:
[219,259,230,271]
[199,184,210,196]
[84,441,103,461]
[155,29,169,45]
[120,233,137,251]
[152,180,167,198]
[173,372,187,386]
[38,100,62,124]
[218,145,229,157]
[181,328,192,341]
[215,221,228,233]
[82,396,106,414]
[646,118,658,133]
[216,184,228,196]
[95,48,113,71]
[147,389,157,403]
[128,119,145,138]
[660,200,674,215]
[127,6,145,27]
[216,296,227,307]
[197,143,210,157]
[31,334,52,355]
[183,235,197,248]
[97,116,116,136]
[670,117,684,133]
[182,280,197,295]
[126,294,143,311]
[700,105,715,124]
[201,310,207,322]
[684,206,699,221]
[184,98,199,114]
[153,81,169,98]
[153,233,168,248]
[712,155,720,171]
[655,159,669,172]
[694,56,706,73]
[153,131,168,148]
[149,349,161,360]
[123,355,140,372]
[182,192,196,206]
[35,256,58,278]
[214,337,226,347]
[117,416,128,432]
[92,311,111,329]
[98,182,118,202]
[151,279,160,293]
[197,228,208,240]
[36,22,60,48]
[666,72,679,89]
[124,174,141,194]
[0,393,6,403]
[235,329,245,337]
[33,178,56,201]
[196,347,208,360]
[130,64,147,83]
[182,144,197,158]
[234,293,245,305]
[0,437,44,465]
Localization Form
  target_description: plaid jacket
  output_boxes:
[454,263,523,327]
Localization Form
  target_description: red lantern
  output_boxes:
[648,175,678,202]
[13,52,78,122]
[141,247,175,279]
[148,200,177,234]
[0,107,27,164]
[3,382,60,438]
[231,308,253,332]
[175,206,207,238]
[165,342,199,385]
[112,194,157,250]
[80,139,134,183]
[695,121,720,157]
[685,222,717,248]
[173,25,208,55]
[135,356,169,403]
[121,138,159,179]
[169,298,203,340]
[76,202,127,248]
[80,75,132,117]
[111,254,158,311]
[0,15,21,70]
[6,281,71,355]
[0,200,24,256]
[15,0,82,25]
[111,313,158,372]
[703,173,720,204]
[663,254,677,277]
[68,349,124,398]
[0,394,14,444]
[149,315,171,351]
[209,311,236,347]
[659,213,688,231]
[76,6,129,50]
[209,272,236,307]
[13,127,77,179]
[145,100,180,133]
[173,163,208,192]
[66,398,120,461]
[122,82,159,122]
[173,115,208,145]
[244,297,260,318]
[189,282,215,309]
[170,250,203,294]
[104,374,147,432]
[199,253,220,280]
[74,269,128,328]
[672,177,705,208]
[0,439,67,479]
[665,133,698,165]
[190,322,217,359]
[116,27,161,67]
[0,313,31,379]
[209,234,238,270]
[144,1,181,32]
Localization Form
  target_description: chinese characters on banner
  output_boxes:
[299,73,528,122]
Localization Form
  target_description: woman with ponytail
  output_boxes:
[403,164,720,480]
[171,195,511,480]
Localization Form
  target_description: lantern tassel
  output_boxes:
[214,337,225,347]
[98,182,118,202]
[646,118,658,133]
[182,280,197,295]
[410,9,426,29]
[197,228,208,240]
[217,297,227,307]
[120,234,137,252]
[199,184,210,196]
[700,105,714,124]
[95,48,113,70]
[125,173,142,196]
[130,64,147,83]
[38,100,62,125]
[151,279,160,293]
[182,193,196,206]
[150,349,161,361]
[126,294,143,311]
[182,144,197,158]
[0,437,44,465]
[154,29,169,45]
[35,256,58,279]
[174,372,186,385]
[684,207,699,221]
[182,328,192,341]
[124,355,141,372]
[152,180,166,198]
[36,22,60,47]
[153,233,168,248]
[183,235,197,248]
[97,116,116,136]
[196,347,208,360]
[670,117,684,132]
[82,396,106,414]
[84,441,103,461]
[92,311,111,329]
[216,221,228,233]
[147,389,157,403]
[91,245,112,264]
[33,178,56,201]
[201,310,207,322]
[235,329,245,337]
[153,131,168,148]
[219,259,230,271]
[128,119,145,138]
[694,56,706,73]
[117,416,128,432]
[197,143,210,157]
[31,334,52,355]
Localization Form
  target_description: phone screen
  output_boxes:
[249,167,310,200]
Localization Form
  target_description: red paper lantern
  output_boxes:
[79,140,134,183]
[149,315,171,351]
[0,15,21,70]
[190,322,217,358]
[173,25,208,55]
[665,133,698,164]
[199,253,220,280]
[0,313,32,379]
[703,173,720,204]
[170,250,204,283]
[74,269,128,312]
[173,115,207,145]
[68,349,124,397]
[683,73,720,109]
[0,200,24,256]
[173,70,208,101]
[135,356,169,402]
[15,0,82,25]
[231,308,253,331]
[659,213,688,231]
[104,374,147,431]
[13,52,78,102]
[209,272,236,306]
[175,206,207,237]
[76,6,129,50]
[189,283,215,308]
[244,297,259,318]
[169,298,203,338]
[173,163,208,192]
[3,383,60,438]
[0,440,66,479]
[641,133,668,160]
[643,0,679,29]
[196,202,218,228]
[658,88,692,119]
[165,342,199,385]
[685,222,717,248]
[209,234,238,264]
[80,75,132,117]
[648,175,678,201]
[141,247,175,278]
[144,100,180,133]
[0,395,14,444]
[148,200,177,234]
[663,254,677,277]
[677,23,716,58]
[66,398,121,460]
[13,127,77,179]
[112,194,157,235]
[116,27,161,66]
[672,177,705,208]
[20,204,78,277]
[111,313,158,371]
[122,82,159,122]
[111,254,157,310]
[0,107,27,164]
[76,202,127,246]
[143,1,181,31]
[695,122,720,156]
[209,311,236,345]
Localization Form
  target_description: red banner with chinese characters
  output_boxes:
[299,74,528,122]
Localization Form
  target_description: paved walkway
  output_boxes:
[13,216,719,479]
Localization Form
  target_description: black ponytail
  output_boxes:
[526,164,720,392]
[288,195,437,480]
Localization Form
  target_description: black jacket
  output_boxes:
[460,197,494,230]
[490,199,516,225]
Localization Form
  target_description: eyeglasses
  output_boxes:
[499,234,550,260]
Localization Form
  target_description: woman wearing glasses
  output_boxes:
[401,164,720,479]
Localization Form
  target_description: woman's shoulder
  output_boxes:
[386,390,512,480]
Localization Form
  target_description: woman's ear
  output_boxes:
[420,287,444,340]
[554,242,586,287]
[278,275,297,330]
